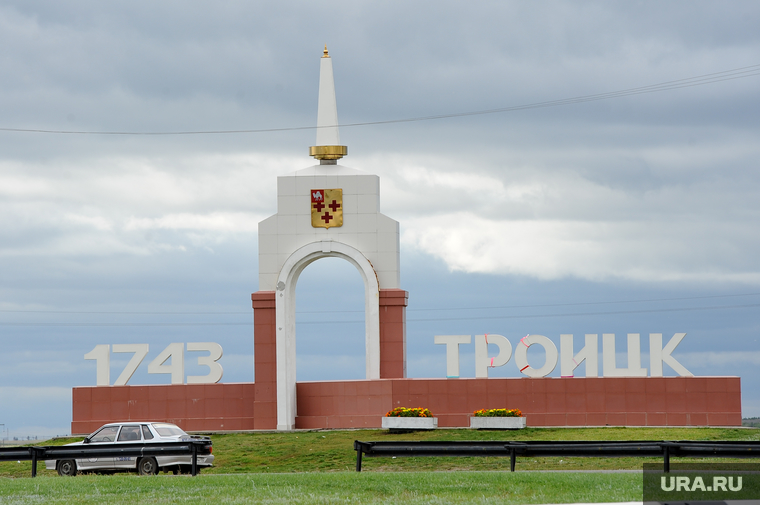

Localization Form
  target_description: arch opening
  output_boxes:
[295,257,366,381]
[275,240,380,430]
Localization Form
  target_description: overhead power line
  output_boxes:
[1,64,758,136]
[1,301,758,327]
[2,291,758,315]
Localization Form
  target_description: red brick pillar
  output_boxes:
[252,291,277,429]
[379,289,408,378]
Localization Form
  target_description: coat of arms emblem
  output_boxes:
[311,189,343,229]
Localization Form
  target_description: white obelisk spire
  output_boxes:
[309,46,347,163]
[316,46,340,146]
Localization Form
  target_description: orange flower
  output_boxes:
[385,407,433,418]
[473,408,523,417]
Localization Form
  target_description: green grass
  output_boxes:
[2,426,758,478]
[1,427,758,504]
[202,426,760,474]
[0,471,641,504]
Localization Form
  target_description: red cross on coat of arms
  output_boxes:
[311,189,343,229]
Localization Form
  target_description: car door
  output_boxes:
[77,425,118,471]
[112,424,142,470]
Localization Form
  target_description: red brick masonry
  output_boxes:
[71,376,741,435]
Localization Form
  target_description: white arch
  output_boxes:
[275,240,380,430]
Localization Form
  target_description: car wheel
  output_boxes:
[137,457,158,476]
[57,460,77,477]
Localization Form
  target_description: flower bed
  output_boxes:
[470,408,525,429]
[383,407,437,431]
[473,408,522,418]
[385,407,433,418]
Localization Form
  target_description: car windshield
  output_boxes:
[152,423,187,437]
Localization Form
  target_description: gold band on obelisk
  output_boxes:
[309,145,347,160]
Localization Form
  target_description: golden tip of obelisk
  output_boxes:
[322,45,329,58]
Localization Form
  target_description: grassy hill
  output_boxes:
[2,426,758,478]
[2,427,758,504]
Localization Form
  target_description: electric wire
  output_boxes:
[1,64,758,136]
[1,62,758,326]
[1,301,758,326]
[308,291,760,314]
[2,291,759,315]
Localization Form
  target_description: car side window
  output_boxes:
[141,425,154,440]
[89,426,119,443]
[117,425,142,442]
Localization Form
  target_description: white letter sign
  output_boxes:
[474,334,512,378]
[112,344,149,386]
[434,335,471,378]
[147,343,185,384]
[515,335,558,378]
[85,342,224,385]
[602,334,647,377]
[187,342,224,384]
[560,334,598,378]
[434,332,691,379]
[650,333,692,377]
[84,344,110,386]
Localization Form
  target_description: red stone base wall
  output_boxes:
[294,376,741,429]
[71,383,257,435]
[71,376,741,435]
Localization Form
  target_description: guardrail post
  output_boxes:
[509,448,516,472]
[191,443,198,476]
[31,448,38,478]
[353,441,363,472]
[663,444,670,473]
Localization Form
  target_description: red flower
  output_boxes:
[473,408,522,417]
[385,407,433,418]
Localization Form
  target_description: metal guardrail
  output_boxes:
[0,439,212,477]
[353,440,760,472]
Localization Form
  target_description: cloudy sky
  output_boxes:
[1,1,759,438]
